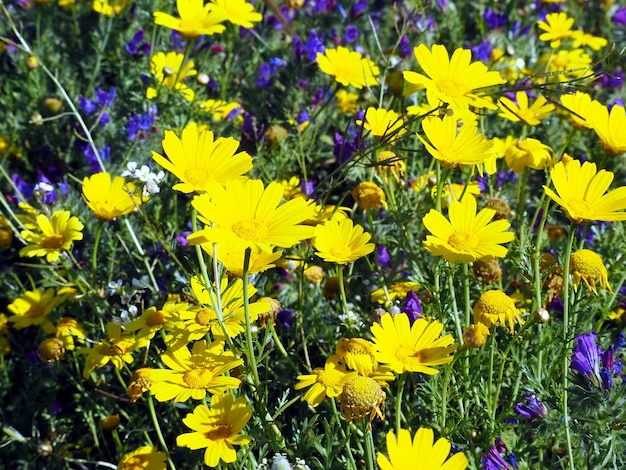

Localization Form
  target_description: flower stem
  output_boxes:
[395,373,407,434]
[242,248,261,390]
[147,394,176,470]
[364,421,376,470]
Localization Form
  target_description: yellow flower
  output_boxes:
[127,368,153,403]
[117,446,167,470]
[207,0,262,29]
[295,355,358,407]
[352,181,387,211]
[0,216,13,248]
[570,249,611,294]
[82,172,141,220]
[189,179,315,251]
[485,135,517,174]
[19,211,83,263]
[462,323,490,348]
[124,303,174,341]
[542,159,626,223]
[196,99,244,122]
[312,218,375,264]
[357,107,405,142]
[78,322,148,378]
[377,428,468,470]
[340,376,385,423]
[431,181,481,208]
[537,12,575,48]
[403,44,505,111]
[152,125,252,193]
[336,89,360,114]
[419,115,493,172]
[335,338,376,376]
[316,46,380,89]
[37,338,65,362]
[423,195,514,264]
[146,51,197,101]
[376,150,406,183]
[371,313,457,375]
[176,394,252,467]
[370,281,421,305]
[540,49,592,82]
[149,340,243,402]
[571,30,608,50]
[209,240,283,277]
[586,102,626,154]
[560,91,598,128]
[504,138,554,173]
[153,0,225,39]
[497,91,555,125]
[55,317,87,350]
[92,0,133,17]
[7,287,65,333]
[473,290,523,334]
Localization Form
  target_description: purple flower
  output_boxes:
[398,35,412,57]
[349,0,368,18]
[277,308,296,328]
[12,174,34,201]
[84,144,110,173]
[483,7,508,30]
[514,393,547,420]
[612,6,626,26]
[377,245,390,266]
[470,38,493,63]
[343,24,359,44]
[402,291,423,323]
[300,179,315,196]
[256,57,287,88]
[176,231,192,247]
[127,105,158,141]
[96,87,116,107]
[304,29,325,61]
[79,97,97,115]
[125,29,151,56]
[570,332,623,391]
[482,446,514,470]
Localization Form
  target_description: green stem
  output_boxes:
[364,421,376,470]
[123,218,159,292]
[395,373,407,434]
[561,223,578,470]
[336,265,350,320]
[242,248,261,390]
[147,395,176,470]
[91,221,104,282]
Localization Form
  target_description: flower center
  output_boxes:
[145,310,166,327]
[120,455,148,470]
[194,308,215,326]
[448,232,478,252]
[571,250,604,277]
[317,368,344,387]
[436,79,467,97]
[565,198,592,218]
[205,425,231,441]
[41,234,65,249]
[437,145,461,165]
[395,346,423,366]
[231,219,268,241]
[184,168,209,187]
[26,305,45,318]
[183,368,214,389]
[342,376,382,407]
[329,244,351,260]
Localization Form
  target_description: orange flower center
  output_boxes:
[26,305,45,318]
[120,455,149,470]
[185,168,209,187]
[436,79,468,97]
[41,234,65,249]
[194,308,214,326]
[183,368,214,389]
[448,232,478,252]
[145,310,166,327]
[205,425,231,441]
[231,219,268,241]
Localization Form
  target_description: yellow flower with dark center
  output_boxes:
[497,91,555,126]
[312,218,375,265]
[377,428,468,470]
[176,393,252,467]
[560,91,598,128]
[146,51,197,101]
[153,0,225,39]
[335,338,376,375]
[37,338,66,362]
[78,322,148,378]
[352,181,387,211]
[419,115,493,172]
[586,102,626,154]
[295,355,358,407]
[125,300,187,340]
[570,249,611,294]
[189,179,315,251]
[55,317,87,350]
[358,107,405,142]
[371,313,457,375]
[149,340,243,402]
[423,195,514,264]
[19,210,83,263]
[82,172,141,221]
[543,159,626,223]
[127,368,153,403]
[473,290,523,334]
[340,376,385,423]
[537,12,575,48]
[504,137,554,173]
[152,125,252,193]
[462,323,490,348]
[316,46,380,89]
[207,0,262,29]
[7,287,66,333]
[117,446,167,470]
[403,44,505,111]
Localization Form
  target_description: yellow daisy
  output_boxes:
[422,195,515,264]
[7,287,66,333]
[473,290,523,334]
[152,125,252,194]
[419,115,493,172]
[149,340,243,402]
[19,210,84,263]
[82,172,141,221]
[153,0,225,39]
[559,91,598,128]
[117,446,167,470]
[357,107,405,142]
[295,355,358,407]
[370,281,421,305]
[207,0,262,29]
[335,338,377,376]
[570,249,611,294]
[537,12,575,48]
[497,91,555,125]
[586,102,626,154]
[189,179,316,251]
[540,49,592,83]
[92,0,133,16]
[312,218,375,265]
[316,46,380,89]
[146,51,197,101]
[542,159,626,223]
[504,137,554,173]
[336,89,360,114]
[377,428,468,470]
[370,313,457,375]
[55,317,87,351]
[176,393,252,467]
[403,44,505,111]
[570,30,608,51]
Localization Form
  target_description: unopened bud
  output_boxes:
[162,66,175,77]
[43,97,64,115]
[534,308,550,323]
[26,56,39,69]
[196,73,210,85]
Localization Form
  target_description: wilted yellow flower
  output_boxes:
[570,249,611,294]
[352,182,387,211]
[504,138,554,173]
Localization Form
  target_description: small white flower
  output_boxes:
[107,279,123,296]
[34,181,55,193]
[121,161,138,177]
